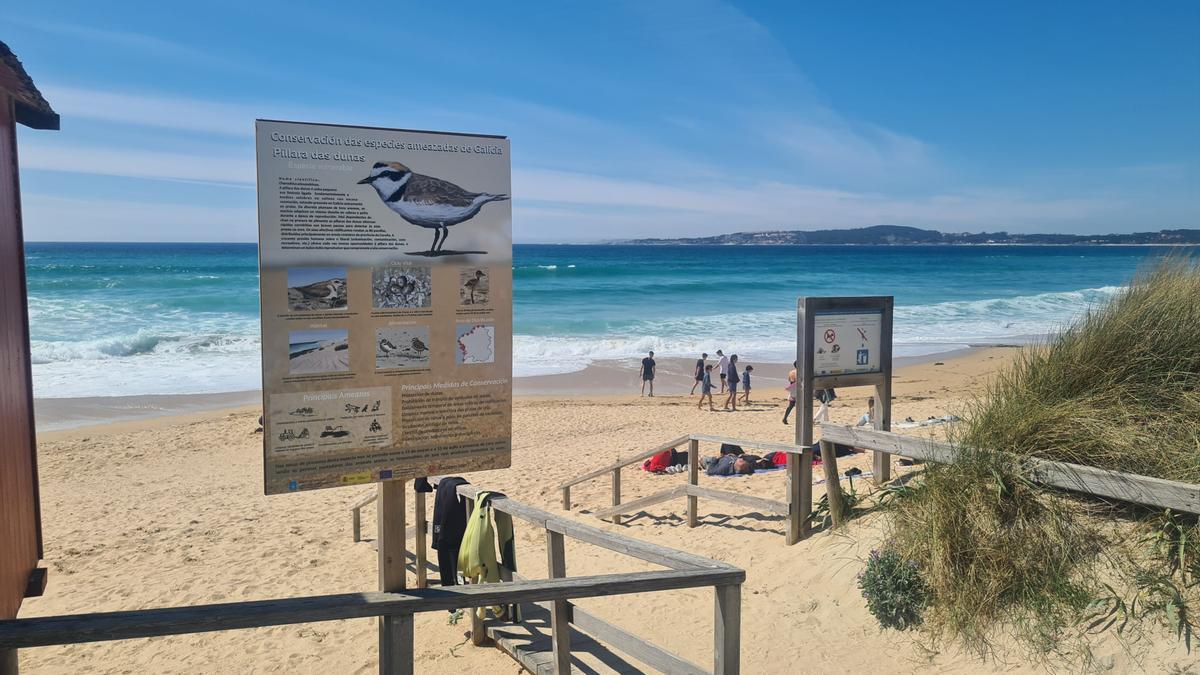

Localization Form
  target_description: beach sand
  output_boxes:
[16,347,1194,673]
[289,341,351,375]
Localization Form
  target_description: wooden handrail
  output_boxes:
[558,435,692,490]
[818,425,1200,514]
[0,568,741,650]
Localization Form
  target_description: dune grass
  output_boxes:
[960,256,1200,482]
[876,257,1200,660]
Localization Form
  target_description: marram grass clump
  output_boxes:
[877,257,1200,661]
[885,448,1099,656]
[961,257,1200,482]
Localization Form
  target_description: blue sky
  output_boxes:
[6,0,1198,242]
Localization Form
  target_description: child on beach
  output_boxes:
[740,365,753,404]
[698,364,717,411]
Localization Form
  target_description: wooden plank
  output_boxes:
[687,438,699,528]
[0,569,744,649]
[413,490,427,589]
[818,440,846,527]
[0,648,14,675]
[546,517,719,572]
[454,485,725,572]
[590,486,687,520]
[558,435,691,489]
[610,469,622,526]
[819,425,960,464]
[1030,459,1200,514]
[682,485,789,516]
[0,94,42,622]
[379,614,412,675]
[353,493,379,510]
[714,584,741,675]
[821,425,1200,515]
[546,530,571,674]
[689,433,806,455]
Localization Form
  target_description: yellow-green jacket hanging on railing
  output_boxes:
[457,491,518,619]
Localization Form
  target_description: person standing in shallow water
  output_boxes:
[690,352,708,395]
[640,350,656,397]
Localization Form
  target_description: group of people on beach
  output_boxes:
[637,350,753,411]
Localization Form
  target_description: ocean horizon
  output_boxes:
[23,241,1190,399]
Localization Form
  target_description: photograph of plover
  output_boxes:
[357,161,508,256]
[459,268,489,305]
[286,267,348,311]
[375,327,430,370]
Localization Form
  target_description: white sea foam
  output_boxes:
[511,285,1123,377]
[28,284,1125,396]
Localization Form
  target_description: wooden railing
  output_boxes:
[819,425,1200,514]
[560,433,826,542]
[0,487,744,675]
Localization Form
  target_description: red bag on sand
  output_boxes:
[643,449,674,473]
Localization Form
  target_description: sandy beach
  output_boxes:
[15,346,1194,674]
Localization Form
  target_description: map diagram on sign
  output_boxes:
[456,323,496,364]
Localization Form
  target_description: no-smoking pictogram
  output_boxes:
[823,329,837,344]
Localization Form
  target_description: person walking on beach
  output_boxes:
[723,354,739,411]
[740,365,753,404]
[698,364,717,411]
[640,350,656,397]
[690,352,708,395]
[782,361,797,424]
[715,350,729,393]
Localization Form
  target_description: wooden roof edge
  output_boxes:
[0,40,59,130]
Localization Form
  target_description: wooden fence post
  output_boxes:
[1,648,16,675]
[379,613,414,675]
[714,584,741,675]
[377,480,407,674]
[353,506,362,543]
[463,497,487,647]
[562,486,571,511]
[546,530,572,674]
[687,438,699,528]
[414,489,428,588]
[819,440,846,527]
[873,382,892,483]
[610,469,622,526]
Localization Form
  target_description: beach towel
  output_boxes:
[643,449,674,473]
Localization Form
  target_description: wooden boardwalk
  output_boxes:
[487,602,646,675]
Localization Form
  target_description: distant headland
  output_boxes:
[612,225,1200,246]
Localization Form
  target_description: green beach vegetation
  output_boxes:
[864,257,1200,663]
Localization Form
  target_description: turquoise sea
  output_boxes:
[23,242,1186,398]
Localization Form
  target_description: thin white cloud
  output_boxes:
[19,139,254,186]
[22,194,256,242]
[9,18,219,63]
[40,85,257,138]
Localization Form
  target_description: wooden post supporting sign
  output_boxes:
[792,296,893,544]
[377,479,408,673]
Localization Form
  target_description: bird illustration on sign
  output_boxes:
[358,161,508,256]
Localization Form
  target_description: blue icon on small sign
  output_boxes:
[379,469,393,480]
[288,480,299,491]
[856,349,869,366]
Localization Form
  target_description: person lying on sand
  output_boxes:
[704,454,754,476]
